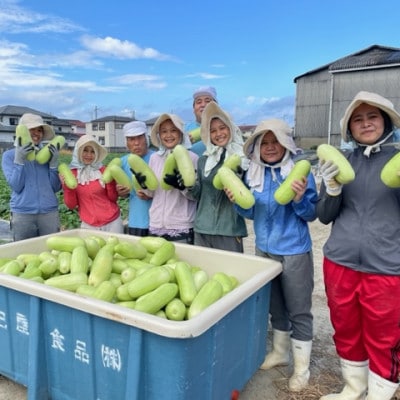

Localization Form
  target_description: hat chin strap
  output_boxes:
[357,131,393,157]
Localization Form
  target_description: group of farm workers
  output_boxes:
[2,88,400,399]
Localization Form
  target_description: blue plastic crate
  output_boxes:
[0,287,32,385]
[0,230,282,400]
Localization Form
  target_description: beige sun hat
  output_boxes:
[340,91,400,140]
[243,119,297,157]
[19,113,55,141]
[150,113,185,148]
[200,101,235,144]
[75,134,108,164]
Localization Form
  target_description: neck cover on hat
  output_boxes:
[203,120,249,177]
[70,142,104,186]
[246,142,294,193]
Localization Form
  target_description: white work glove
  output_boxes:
[319,160,342,196]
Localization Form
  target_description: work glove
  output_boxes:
[14,137,34,165]
[130,169,147,189]
[235,165,244,178]
[48,144,59,169]
[320,160,342,196]
[163,169,186,190]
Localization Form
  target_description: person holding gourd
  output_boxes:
[145,113,198,244]
[1,113,61,241]
[61,134,123,233]
[317,91,400,400]
[116,121,154,237]
[189,101,249,252]
[229,118,317,392]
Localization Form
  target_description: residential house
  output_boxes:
[0,105,85,150]
[85,116,134,151]
[0,106,57,149]
[85,115,160,151]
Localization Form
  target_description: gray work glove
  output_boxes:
[48,144,59,169]
[320,160,342,196]
[14,137,34,165]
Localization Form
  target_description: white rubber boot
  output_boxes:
[260,329,290,370]
[320,359,368,400]
[366,370,399,400]
[288,339,312,391]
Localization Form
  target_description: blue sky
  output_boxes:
[0,0,399,126]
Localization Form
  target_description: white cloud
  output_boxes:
[80,35,172,61]
[244,96,272,105]
[0,1,82,34]
[0,39,103,70]
[109,74,167,90]
[184,72,226,79]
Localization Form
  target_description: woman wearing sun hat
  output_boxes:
[189,101,249,252]
[61,134,123,233]
[145,113,198,243]
[1,112,62,241]
[231,118,317,391]
[317,91,400,399]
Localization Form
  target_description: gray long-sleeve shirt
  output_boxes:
[317,146,400,275]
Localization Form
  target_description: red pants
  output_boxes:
[323,257,400,382]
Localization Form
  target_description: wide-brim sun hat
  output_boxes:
[150,113,184,148]
[123,121,147,137]
[75,134,108,163]
[19,113,55,141]
[243,118,297,157]
[200,101,234,143]
[340,91,400,140]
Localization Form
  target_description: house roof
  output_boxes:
[91,116,133,123]
[145,116,159,125]
[0,105,54,118]
[68,120,86,127]
[294,44,400,82]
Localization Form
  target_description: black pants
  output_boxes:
[128,227,149,237]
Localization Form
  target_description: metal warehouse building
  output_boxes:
[293,44,400,148]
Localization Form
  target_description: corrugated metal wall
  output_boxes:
[295,67,400,148]
[294,69,331,147]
